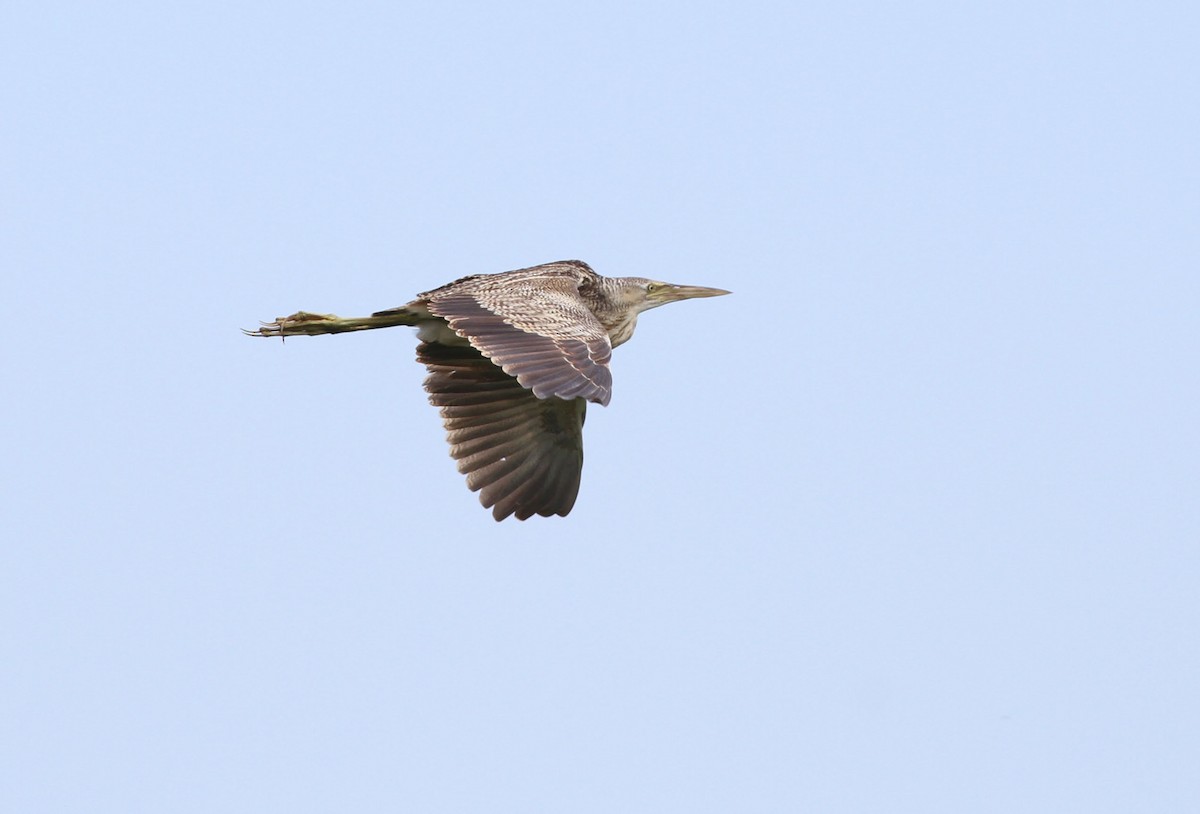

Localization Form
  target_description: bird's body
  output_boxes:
[247,260,729,520]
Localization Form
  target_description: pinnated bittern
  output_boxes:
[246,260,729,520]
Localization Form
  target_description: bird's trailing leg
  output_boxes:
[243,310,419,339]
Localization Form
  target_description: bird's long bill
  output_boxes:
[657,284,732,302]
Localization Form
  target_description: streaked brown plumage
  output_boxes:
[246,259,729,520]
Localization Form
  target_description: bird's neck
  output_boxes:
[606,313,639,348]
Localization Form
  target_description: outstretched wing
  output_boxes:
[418,342,586,521]
[425,277,613,406]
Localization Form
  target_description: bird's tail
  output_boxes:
[243,308,421,339]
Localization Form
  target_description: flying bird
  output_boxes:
[246,259,730,520]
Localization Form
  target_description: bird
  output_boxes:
[245,259,730,520]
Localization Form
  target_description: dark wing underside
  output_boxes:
[418,341,586,521]
[425,279,613,406]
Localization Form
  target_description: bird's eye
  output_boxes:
[646,283,659,293]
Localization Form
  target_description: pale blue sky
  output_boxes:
[3,1,1198,811]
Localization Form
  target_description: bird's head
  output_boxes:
[614,278,732,314]
[599,276,730,347]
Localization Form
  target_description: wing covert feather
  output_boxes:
[425,279,613,406]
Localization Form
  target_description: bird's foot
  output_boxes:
[242,311,344,339]
[243,309,421,338]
